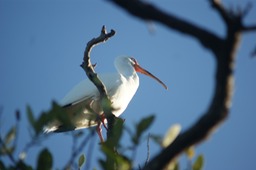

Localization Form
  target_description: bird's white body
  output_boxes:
[45,57,140,132]
[60,73,138,117]
[44,57,167,141]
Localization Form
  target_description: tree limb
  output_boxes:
[110,0,223,55]
[241,25,256,32]
[211,0,256,33]
[80,25,116,138]
[210,0,231,25]
[109,0,256,169]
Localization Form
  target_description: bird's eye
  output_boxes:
[130,57,138,65]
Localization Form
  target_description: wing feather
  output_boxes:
[60,73,122,106]
[44,73,124,132]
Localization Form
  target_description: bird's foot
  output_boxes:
[97,122,104,143]
[100,114,108,130]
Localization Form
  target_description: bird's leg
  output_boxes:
[96,121,104,143]
[100,114,108,130]
[87,100,108,130]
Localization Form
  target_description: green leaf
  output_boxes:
[35,111,54,134]
[174,161,179,170]
[106,117,124,148]
[0,160,6,170]
[133,115,155,144]
[162,124,181,147]
[51,101,73,130]
[26,105,35,131]
[36,148,53,170]
[16,160,33,170]
[35,101,67,134]
[193,155,204,170]
[4,127,16,145]
[78,154,86,168]
[100,144,131,170]
[0,146,15,155]
[150,134,163,147]
[100,144,116,170]
[185,146,195,159]
[99,159,107,170]
[165,160,179,170]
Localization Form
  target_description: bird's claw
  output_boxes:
[100,114,108,130]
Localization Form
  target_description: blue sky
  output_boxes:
[1,0,256,169]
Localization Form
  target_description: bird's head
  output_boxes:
[115,57,168,90]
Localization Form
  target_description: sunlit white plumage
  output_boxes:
[44,56,167,141]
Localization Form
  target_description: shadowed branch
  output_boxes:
[109,0,256,169]
[110,0,223,55]
[80,25,116,138]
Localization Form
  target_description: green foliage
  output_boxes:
[100,145,131,170]
[149,134,162,146]
[1,103,58,170]
[26,101,71,136]
[193,155,204,170]
[99,115,155,170]
[132,115,155,145]
[100,117,128,170]
[36,148,53,170]
[15,160,33,170]
[105,117,124,148]
[0,103,204,170]
[26,105,36,132]
[5,127,16,145]
[0,126,16,155]
[0,160,5,170]
[78,154,86,168]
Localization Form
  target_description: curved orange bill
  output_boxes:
[134,64,168,90]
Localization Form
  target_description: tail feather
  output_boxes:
[43,124,76,133]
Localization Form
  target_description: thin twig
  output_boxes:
[144,133,150,167]
[0,109,17,165]
[241,25,256,32]
[67,132,79,168]
[210,0,230,25]
[84,130,97,170]
[64,130,95,169]
[0,137,17,165]
[13,110,20,158]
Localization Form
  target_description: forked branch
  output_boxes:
[109,0,256,169]
[80,25,116,138]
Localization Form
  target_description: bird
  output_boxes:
[44,56,168,142]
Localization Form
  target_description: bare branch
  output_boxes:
[80,25,116,137]
[144,133,151,167]
[210,0,230,25]
[251,45,256,58]
[211,0,256,33]
[241,25,256,32]
[241,2,253,18]
[108,1,256,169]
[110,0,223,54]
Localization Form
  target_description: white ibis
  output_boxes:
[44,57,167,142]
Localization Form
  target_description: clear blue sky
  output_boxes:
[1,0,256,169]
